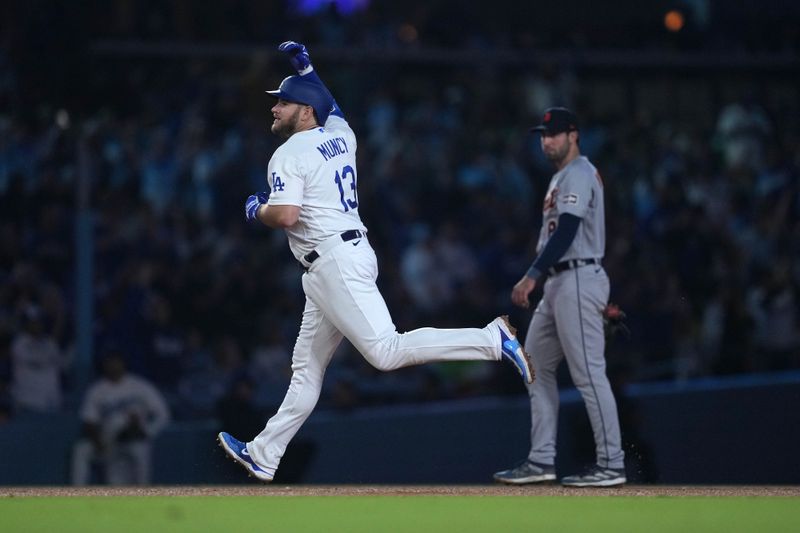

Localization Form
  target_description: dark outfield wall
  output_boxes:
[1,372,798,485]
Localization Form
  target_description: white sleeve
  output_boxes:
[267,152,304,207]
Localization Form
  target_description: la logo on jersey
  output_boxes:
[272,172,285,192]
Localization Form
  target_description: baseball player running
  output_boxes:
[217,41,534,483]
[493,108,626,487]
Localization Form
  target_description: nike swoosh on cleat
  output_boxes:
[352,240,361,246]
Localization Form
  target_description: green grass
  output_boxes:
[2,496,799,533]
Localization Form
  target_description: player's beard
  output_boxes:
[271,107,302,139]
[544,139,571,167]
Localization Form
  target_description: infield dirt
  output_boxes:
[3,485,799,498]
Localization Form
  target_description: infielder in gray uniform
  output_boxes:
[494,108,626,487]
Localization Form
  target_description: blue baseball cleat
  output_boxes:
[217,432,273,482]
[495,315,535,384]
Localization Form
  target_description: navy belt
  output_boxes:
[303,230,363,265]
[549,258,599,275]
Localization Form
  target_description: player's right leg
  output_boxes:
[127,441,152,485]
[554,267,625,477]
[304,242,531,379]
[70,439,96,486]
[525,302,566,466]
[494,298,563,484]
[219,296,342,481]
[105,447,131,485]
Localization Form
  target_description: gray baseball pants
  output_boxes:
[524,264,625,469]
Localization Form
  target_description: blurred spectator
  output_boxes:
[247,328,292,409]
[177,335,244,417]
[715,96,772,172]
[142,292,187,390]
[435,221,479,293]
[140,127,178,214]
[747,260,800,370]
[365,90,397,150]
[71,350,170,485]
[456,151,495,191]
[400,225,453,313]
[522,63,578,117]
[10,304,68,413]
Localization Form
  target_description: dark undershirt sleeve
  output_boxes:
[301,70,345,120]
[526,213,581,280]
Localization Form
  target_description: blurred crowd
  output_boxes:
[2,1,799,424]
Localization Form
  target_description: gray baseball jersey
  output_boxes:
[536,155,605,261]
[525,154,624,471]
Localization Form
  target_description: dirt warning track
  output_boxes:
[3,485,799,498]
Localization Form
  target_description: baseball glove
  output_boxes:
[602,302,630,340]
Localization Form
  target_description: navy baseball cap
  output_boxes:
[531,107,579,134]
[267,75,334,125]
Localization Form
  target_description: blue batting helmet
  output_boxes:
[266,75,333,125]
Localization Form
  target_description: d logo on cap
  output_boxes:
[531,107,579,135]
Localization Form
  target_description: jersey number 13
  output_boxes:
[334,165,358,212]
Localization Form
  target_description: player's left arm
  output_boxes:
[511,214,580,308]
[258,203,301,228]
[526,214,581,280]
[511,170,592,308]
[245,192,300,228]
[278,40,345,120]
[526,171,593,280]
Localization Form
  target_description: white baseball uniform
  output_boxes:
[247,112,506,478]
[71,374,170,485]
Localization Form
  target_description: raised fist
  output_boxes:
[278,41,313,74]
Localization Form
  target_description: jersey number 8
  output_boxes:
[334,165,358,212]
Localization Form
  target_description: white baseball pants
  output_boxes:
[71,439,153,485]
[247,238,502,476]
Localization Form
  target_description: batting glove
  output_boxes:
[278,41,313,75]
[245,192,269,222]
